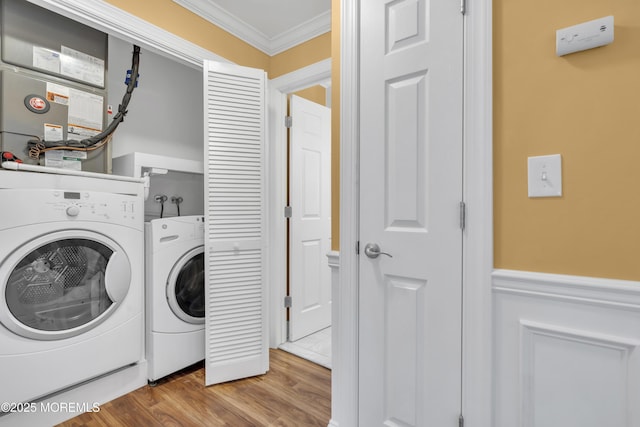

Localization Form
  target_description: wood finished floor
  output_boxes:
[57,349,331,427]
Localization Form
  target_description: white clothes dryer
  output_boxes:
[0,169,144,407]
[145,216,205,383]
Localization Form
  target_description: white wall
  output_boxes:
[144,171,203,220]
[108,36,205,218]
[107,36,203,161]
[492,270,640,427]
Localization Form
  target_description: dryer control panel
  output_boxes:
[52,190,139,222]
[0,188,142,230]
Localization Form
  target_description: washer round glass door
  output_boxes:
[166,246,205,324]
[0,231,131,340]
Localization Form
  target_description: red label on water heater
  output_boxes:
[24,94,50,114]
[29,97,46,110]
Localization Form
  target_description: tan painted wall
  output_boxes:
[270,33,332,79]
[292,86,327,106]
[494,1,640,280]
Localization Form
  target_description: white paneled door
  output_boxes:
[358,0,464,425]
[289,95,332,341]
[203,61,268,386]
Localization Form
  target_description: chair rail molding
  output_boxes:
[492,269,640,309]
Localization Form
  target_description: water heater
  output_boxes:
[0,0,110,173]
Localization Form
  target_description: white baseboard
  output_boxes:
[327,251,355,427]
[492,269,640,427]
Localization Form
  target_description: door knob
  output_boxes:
[364,243,392,259]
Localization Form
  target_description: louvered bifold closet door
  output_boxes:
[203,61,268,386]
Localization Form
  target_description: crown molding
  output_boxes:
[270,11,331,55]
[173,0,330,56]
[25,0,230,68]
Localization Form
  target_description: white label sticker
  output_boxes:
[60,46,105,87]
[44,123,63,142]
[44,150,83,170]
[45,82,70,106]
[33,46,61,74]
[68,89,103,138]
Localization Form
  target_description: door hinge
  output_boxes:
[460,0,466,15]
[284,295,292,308]
[356,240,360,255]
[459,201,466,231]
[285,115,292,128]
[459,414,465,427]
[284,205,292,218]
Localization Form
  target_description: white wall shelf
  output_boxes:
[112,152,204,178]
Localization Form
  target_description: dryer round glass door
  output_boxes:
[166,246,205,324]
[0,232,131,340]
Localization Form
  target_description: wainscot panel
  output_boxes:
[492,270,640,427]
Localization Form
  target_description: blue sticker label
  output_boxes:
[125,70,139,87]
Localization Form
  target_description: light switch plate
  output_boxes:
[528,154,562,198]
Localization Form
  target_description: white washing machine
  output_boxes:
[145,215,205,382]
[0,169,145,407]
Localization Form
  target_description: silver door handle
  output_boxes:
[364,243,392,259]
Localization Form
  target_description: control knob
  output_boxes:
[66,205,80,217]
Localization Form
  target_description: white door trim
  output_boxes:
[335,0,360,425]
[267,59,332,348]
[461,1,494,425]
[339,1,493,427]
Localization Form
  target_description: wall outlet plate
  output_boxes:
[528,154,562,198]
[556,16,614,56]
